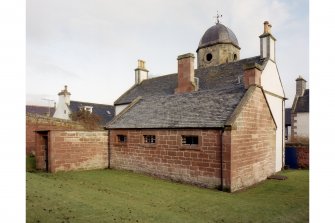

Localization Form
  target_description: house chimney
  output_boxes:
[259,21,276,61]
[296,75,307,97]
[243,63,262,89]
[57,85,71,105]
[135,59,149,84]
[53,85,71,119]
[175,53,196,94]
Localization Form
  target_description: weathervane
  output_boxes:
[214,11,223,24]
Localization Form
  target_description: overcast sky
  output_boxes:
[26,0,309,108]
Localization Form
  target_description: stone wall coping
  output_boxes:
[285,142,309,147]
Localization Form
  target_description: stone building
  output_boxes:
[290,76,309,140]
[106,20,285,192]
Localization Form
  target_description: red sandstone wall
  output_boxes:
[35,130,108,172]
[110,129,222,188]
[47,131,108,172]
[26,113,85,155]
[223,87,276,192]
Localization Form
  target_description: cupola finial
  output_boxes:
[214,11,222,24]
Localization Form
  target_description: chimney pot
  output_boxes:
[263,21,272,34]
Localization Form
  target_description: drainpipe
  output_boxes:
[108,130,111,169]
[282,99,285,170]
[220,129,224,191]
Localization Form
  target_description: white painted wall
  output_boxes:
[261,61,284,97]
[53,96,71,119]
[296,113,309,137]
[286,126,291,141]
[115,104,129,115]
[264,94,284,172]
[261,60,285,172]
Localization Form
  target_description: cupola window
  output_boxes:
[206,53,213,62]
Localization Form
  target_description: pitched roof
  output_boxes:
[285,108,291,126]
[26,105,55,117]
[114,56,265,105]
[69,101,115,125]
[106,87,245,129]
[295,89,309,113]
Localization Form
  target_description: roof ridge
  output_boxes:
[71,100,114,107]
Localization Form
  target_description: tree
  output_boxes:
[70,109,102,130]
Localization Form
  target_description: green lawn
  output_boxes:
[26,168,309,223]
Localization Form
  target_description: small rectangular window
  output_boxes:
[182,136,198,145]
[144,135,156,144]
[117,135,127,143]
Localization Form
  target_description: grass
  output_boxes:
[26,155,36,172]
[26,169,309,223]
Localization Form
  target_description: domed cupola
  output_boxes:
[197,22,240,68]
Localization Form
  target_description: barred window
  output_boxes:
[182,136,198,145]
[117,135,127,143]
[144,135,156,144]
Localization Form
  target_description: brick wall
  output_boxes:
[35,130,108,172]
[26,113,86,155]
[223,86,276,192]
[296,145,309,168]
[110,129,222,188]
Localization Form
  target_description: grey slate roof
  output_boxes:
[285,108,291,126]
[197,23,240,51]
[69,101,115,125]
[106,88,245,129]
[26,105,55,117]
[295,89,309,113]
[114,56,265,105]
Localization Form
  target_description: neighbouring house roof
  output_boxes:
[26,105,56,117]
[295,89,309,113]
[285,108,291,126]
[106,87,245,129]
[69,101,115,125]
[114,56,266,105]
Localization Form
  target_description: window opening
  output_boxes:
[182,136,198,145]
[144,135,156,143]
[206,53,213,62]
[117,135,127,143]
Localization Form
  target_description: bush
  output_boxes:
[70,109,102,130]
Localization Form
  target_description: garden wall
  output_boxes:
[26,113,85,155]
[35,130,108,172]
[285,143,309,169]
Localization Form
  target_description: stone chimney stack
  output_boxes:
[296,75,307,97]
[259,21,276,61]
[58,85,71,105]
[243,63,262,89]
[135,59,149,85]
[175,53,196,94]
